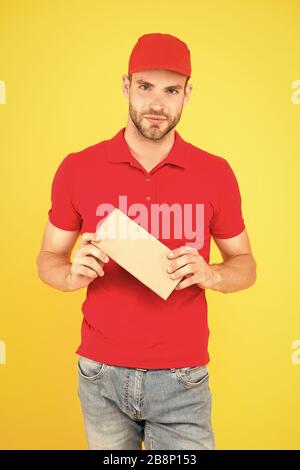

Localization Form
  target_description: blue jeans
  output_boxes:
[77,355,215,450]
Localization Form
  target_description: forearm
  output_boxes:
[36,251,73,292]
[209,254,257,293]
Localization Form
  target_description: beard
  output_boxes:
[128,102,183,141]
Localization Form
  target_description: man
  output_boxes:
[36,33,256,450]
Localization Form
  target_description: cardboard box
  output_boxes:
[90,208,183,300]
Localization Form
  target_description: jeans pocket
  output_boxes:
[77,355,109,381]
[174,365,209,388]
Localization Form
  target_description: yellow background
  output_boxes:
[0,0,299,450]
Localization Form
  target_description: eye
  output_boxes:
[168,89,179,94]
[139,84,149,90]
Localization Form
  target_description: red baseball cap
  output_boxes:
[128,33,191,78]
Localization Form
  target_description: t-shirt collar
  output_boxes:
[107,127,187,170]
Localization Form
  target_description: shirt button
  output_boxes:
[146,177,150,182]
[146,196,151,201]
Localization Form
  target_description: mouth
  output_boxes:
[144,116,167,124]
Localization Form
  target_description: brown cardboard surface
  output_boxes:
[90,208,183,300]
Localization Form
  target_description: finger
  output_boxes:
[175,274,196,290]
[74,256,104,276]
[80,232,99,246]
[169,263,195,280]
[167,254,195,273]
[167,245,199,259]
[80,244,109,264]
[73,265,98,278]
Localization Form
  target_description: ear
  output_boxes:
[122,74,130,99]
[183,83,193,106]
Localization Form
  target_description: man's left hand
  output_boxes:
[167,245,218,291]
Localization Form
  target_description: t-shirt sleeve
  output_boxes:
[210,159,245,239]
[48,155,82,231]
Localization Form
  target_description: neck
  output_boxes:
[124,118,175,171]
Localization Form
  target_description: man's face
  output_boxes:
[122,69,192,141]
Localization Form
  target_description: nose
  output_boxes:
[148,91,166,110]
[147,103,166,117]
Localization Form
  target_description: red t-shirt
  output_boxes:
[48,127,245,368]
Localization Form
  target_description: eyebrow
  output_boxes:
[135,79,183,90]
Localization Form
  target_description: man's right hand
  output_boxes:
[66,232,109,291]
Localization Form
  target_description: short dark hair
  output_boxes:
[127,73,190,91]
